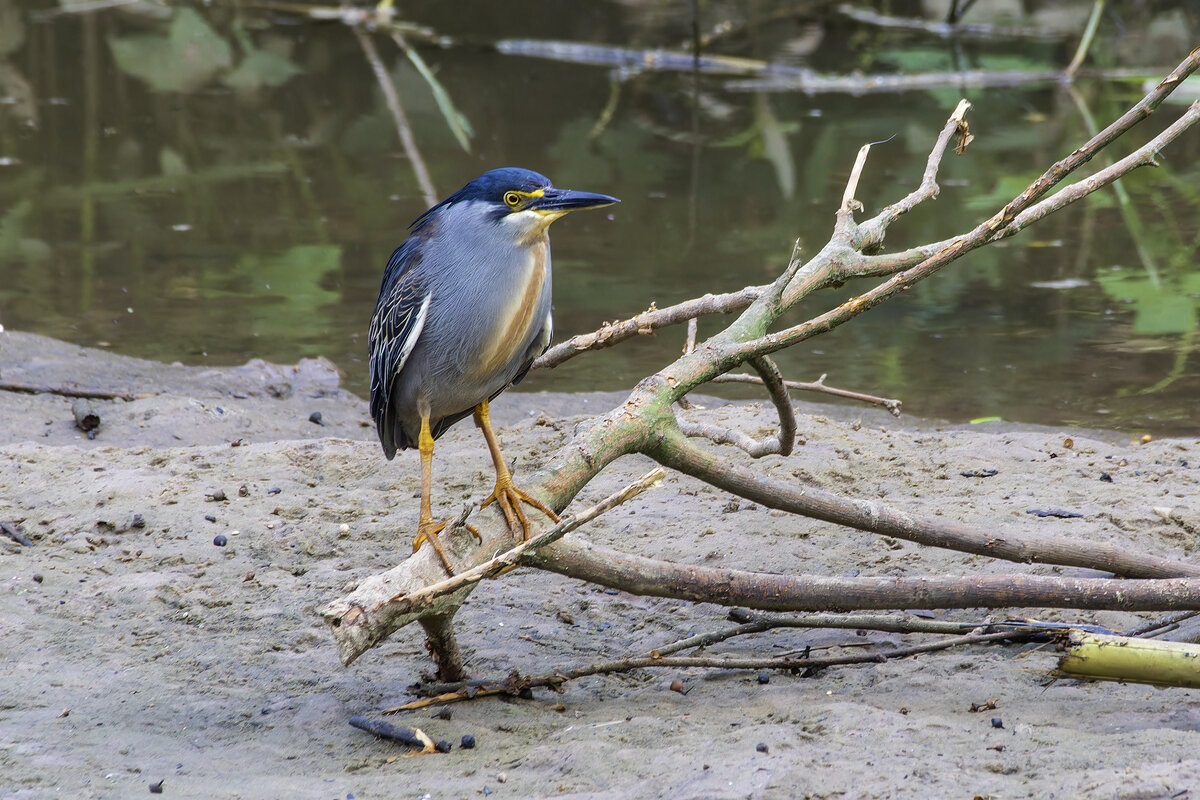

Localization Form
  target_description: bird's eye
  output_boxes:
[503,191,521,207]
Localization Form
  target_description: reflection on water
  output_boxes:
[1,1,1198,434]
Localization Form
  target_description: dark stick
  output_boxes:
[0,380,136,401]
[1,521,33,547]
[385,629,1037,712]
[348,715,447,752]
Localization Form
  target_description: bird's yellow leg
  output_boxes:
[412,415,457,574]
[474,400,560,540]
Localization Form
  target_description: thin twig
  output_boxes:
[352,25,437,207]
[837,3,1064,41]
[840,142,872,212]
[535,287,763,371]
[709,372,902,416]
[1123,610,1200,638]
[684,318,698,355]
[378,469,666,617]
[678,355,795,457]
[383,629,1037,712]
[1065,0,1106,81]
[847,99,971,258]
[652,611,983,657]
[733,56,1200,370]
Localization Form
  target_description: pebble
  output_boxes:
[32,574,43,583]
[309,411,324,425]
[461,734,476,749]
[204,514,216,523]
[991,717,1004,729]
[756,743,769,753]
[213,534,228,547]
[149,780,164,794]
[757,670,770,685]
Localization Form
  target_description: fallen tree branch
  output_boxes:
[324,55,1200,673]
[381,468,666,619]
[717,55,1200,373]
[677,356,794,457]
[535,286,763,371]
[383,628,1042,712]
[652,424,1200,579]
[651,611,985,657]
[528,535,1200,613]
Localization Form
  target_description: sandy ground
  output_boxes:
[2,329,1200,800]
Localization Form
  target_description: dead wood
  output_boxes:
[383,629,1040,712]
[324,50,1200,670]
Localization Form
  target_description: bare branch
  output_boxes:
[709,371,902,416]
[653,611,985,657]
[679,356,795,458]
[729,54,1200,370]
[651,425,1200,579]
[352,25,437,207]
[382,468,665,618]
[836,3,1068,41]
[749,356,796,456]
[386,629,1036,712]
[0,380,139,401]
[839,142,872,213]
[995,100,1200,239]
[850,99,972,254]
[417,613,465,682]
[528,535,1200,612]
[534,286,763,371]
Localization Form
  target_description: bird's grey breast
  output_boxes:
[415,201,553,408]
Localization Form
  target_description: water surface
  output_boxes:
[1,1,1198,433]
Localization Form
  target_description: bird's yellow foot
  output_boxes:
[412,518,482,575]
[481,478,560,540]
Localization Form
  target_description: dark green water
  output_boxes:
[1,2,1198,433]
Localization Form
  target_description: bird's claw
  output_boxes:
[412,517,483,576]
[481,482,559,540]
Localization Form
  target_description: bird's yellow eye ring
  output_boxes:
[503,191,521,207]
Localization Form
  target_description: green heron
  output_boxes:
[369,167,619,573]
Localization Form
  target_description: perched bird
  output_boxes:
[369,168,619,573]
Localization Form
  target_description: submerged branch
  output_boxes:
[352,25,437,207]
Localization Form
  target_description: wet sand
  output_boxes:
[2,330,1199,799]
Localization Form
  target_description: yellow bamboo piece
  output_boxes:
[1058,630,1200,688]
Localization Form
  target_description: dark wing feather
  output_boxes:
[369,238,431,459]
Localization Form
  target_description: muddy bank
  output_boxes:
[2,330,1199,800]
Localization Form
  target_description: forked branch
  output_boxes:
[324,53,1200,670]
